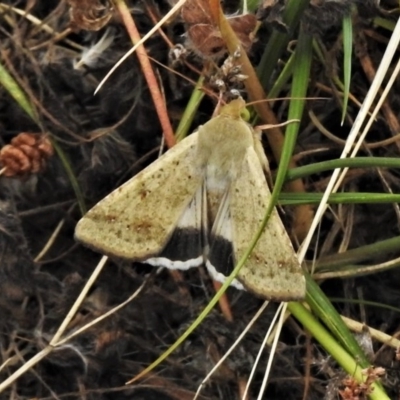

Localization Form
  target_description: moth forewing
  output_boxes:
[252,128,270,174]
[75,132,203,262]
[145,185,205,269]
[231,147,305,301]
[195,99,304,300]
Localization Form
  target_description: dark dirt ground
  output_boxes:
[1,1,400,399]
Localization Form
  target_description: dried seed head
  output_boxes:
[209,50,248,99]
[338,366,386,399]
[0,133,54,177]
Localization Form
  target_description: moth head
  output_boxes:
[219,97,247,120]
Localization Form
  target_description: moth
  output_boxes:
[75,98,305,301]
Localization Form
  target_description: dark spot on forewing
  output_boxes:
[139,189,150,199]
[132,220,154,233]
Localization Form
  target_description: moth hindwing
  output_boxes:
[75,98,305,301]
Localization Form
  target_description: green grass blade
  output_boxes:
[285,157,400,181]
[316,235,400,271]
[341,13,353,124]
[278,192,400,205]
[0,61,37,121]
[304,273,369,365]
[273,29,312,198]
[268,52,295,100]
[175,76,205,142]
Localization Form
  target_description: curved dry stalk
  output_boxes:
[34,218,66,262]
[341,316,400,348]
[243,303,287,400]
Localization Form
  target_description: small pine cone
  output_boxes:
[0,133,54,177]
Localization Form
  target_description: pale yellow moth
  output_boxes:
[75,98,305,301]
